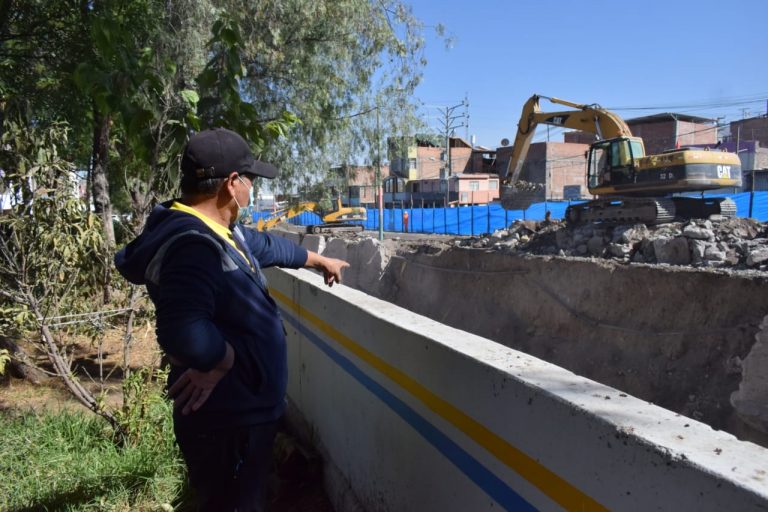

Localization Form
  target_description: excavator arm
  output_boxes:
[503,94,635,185]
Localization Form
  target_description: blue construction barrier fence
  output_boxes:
[252,191,768,237]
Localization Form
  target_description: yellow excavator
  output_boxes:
[501,94,742,224]
[255,197,367,234]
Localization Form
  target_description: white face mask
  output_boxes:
[234,176,253,223]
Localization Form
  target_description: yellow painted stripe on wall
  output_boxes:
[272,286,608,511]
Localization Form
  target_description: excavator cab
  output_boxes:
[588,137,645,191]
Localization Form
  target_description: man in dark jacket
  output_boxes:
[115,128,348,511]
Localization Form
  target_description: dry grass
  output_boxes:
[0,326,162,414]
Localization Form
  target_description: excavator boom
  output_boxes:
[503,94,635,184]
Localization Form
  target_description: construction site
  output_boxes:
[261,213,768,510]
[249,95,768,510]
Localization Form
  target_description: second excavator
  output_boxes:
[501,95,742,224]
[255,197,367,234]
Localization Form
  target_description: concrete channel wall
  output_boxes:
[312,234,768,445]
[265,266,768,512]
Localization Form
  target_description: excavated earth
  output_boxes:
[283,216,768,448]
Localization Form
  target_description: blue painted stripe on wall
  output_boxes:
[281,308,538,512]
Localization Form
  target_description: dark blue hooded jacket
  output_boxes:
[115,201,307,432]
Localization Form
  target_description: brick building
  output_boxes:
[496,141,590,200]
[333,164,388,206]
[406,173,500,206]
[625,113,718,155]
[563,113,719,156]
[728,115,768,149]
[389,135,478,181]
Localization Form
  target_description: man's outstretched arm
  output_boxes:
[304,251,349,287]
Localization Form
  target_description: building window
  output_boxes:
[469,180,480,191]
[460,192,468,202]
[409,158,417,169]
[489,180,498,190]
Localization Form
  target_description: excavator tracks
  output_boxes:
[566,196,738,225]
[566,197,675,225]
[670,197,737,220]
[307,223,365,235]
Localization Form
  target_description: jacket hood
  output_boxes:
[115,201,208,285]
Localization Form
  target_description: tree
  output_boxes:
[0,114,125,438]
[211,0,431,197]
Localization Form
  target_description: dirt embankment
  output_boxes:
[320,221,768,447]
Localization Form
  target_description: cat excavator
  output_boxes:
[255,197,366,234]
[501,94,742,224]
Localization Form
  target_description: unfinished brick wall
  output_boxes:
[564,131,599,145]
[629,121,676,155]
[495,142,589,199]
[677,120,718,147]
[417,146,443,179]
[449,146,472,175]
[545,142,589,199]
[629,118,717,155]
[731,117,768,149]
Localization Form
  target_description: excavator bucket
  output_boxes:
[500,181,545,211]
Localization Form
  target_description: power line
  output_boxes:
[607,92,768,112]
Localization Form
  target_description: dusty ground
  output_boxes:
[0,328,333,512]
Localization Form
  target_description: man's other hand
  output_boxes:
[168,342,235,415]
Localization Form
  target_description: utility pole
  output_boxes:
[464,92,470,140]
[436,100,468,179]
[715,116,725,142]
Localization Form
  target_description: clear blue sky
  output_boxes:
[407,0,768,148]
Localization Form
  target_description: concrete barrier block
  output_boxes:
[271,228,302,246]
[301,234,326,254]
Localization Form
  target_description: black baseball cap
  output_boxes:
[181,128,278,180]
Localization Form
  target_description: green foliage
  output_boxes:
[0,365,183,510]
[0,117,108,335]
[2,0,435,219]
[115,366,173,446]
[0,349,10,375]
[222,0,430,195]
[0,364,184,510]
[196,13,299,154]
[0,404,183,510]
[72,3,206,211]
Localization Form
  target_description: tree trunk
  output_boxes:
[91,108,114,302]
[0,335,48,384]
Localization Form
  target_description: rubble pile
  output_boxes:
[458,217,768,270]
[507,180,545,192]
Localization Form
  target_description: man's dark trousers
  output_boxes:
[175,421,279,512]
